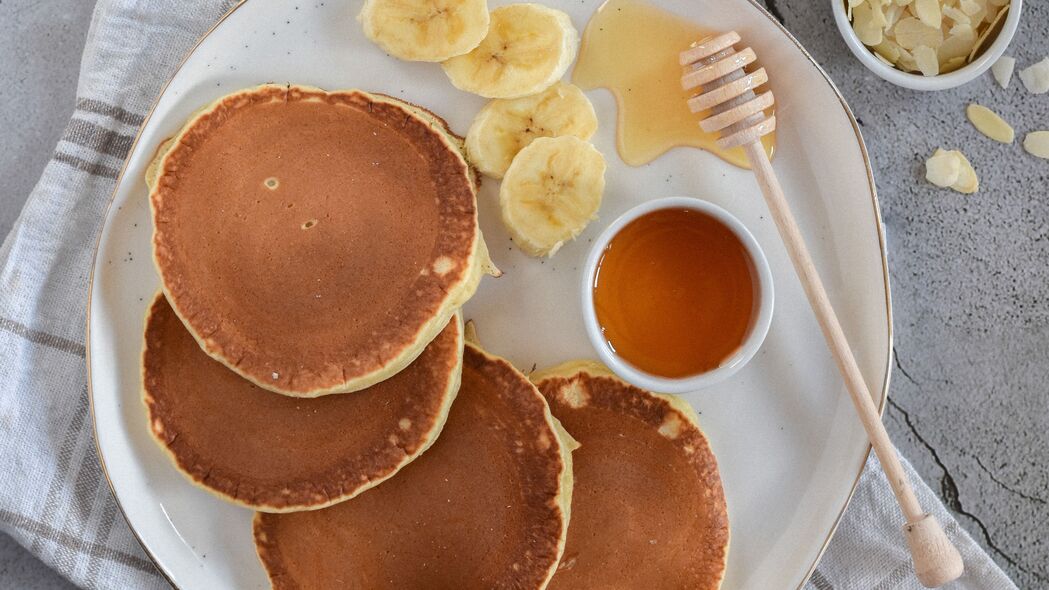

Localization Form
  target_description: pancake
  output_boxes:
[142,293,462,512]
[149,84,489,397]
[145,95,483,196]
[532,361,729,590]
[253,343,577,589]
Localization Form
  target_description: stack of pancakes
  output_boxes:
[142,84,728,589]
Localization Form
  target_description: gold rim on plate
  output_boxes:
[84,1,891,587]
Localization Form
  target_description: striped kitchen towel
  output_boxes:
[0,2,236,588]
[0,0,1020,588]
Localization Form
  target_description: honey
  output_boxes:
[592,208,756,378]
[573,0,774,168]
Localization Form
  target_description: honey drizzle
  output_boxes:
[573,0,775,168]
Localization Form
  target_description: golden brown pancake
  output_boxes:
[253,343,576,589]
[533,361,729,590]
[142,293,462,512]
[149,84,486,397]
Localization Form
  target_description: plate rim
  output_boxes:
[84,1,893,587]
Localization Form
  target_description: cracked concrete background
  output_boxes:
[759,0,1049,586]
[0,0,1045,588]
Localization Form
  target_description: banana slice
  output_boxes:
[442,3,579,99]
[500,136,606,257]
[358,0,490,62]
[466,82,597,179]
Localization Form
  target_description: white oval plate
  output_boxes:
[88,1,891,588]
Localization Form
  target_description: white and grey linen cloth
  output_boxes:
[0,1,1020,589]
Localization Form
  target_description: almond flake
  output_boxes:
[870,0,889,27]
[925,148,961,187]
[950,150,978,194]
[914,0,942,27]
[852,0,1006,76]
[966,103,1014,143]
[941,56,967,73]
[942,5,970,24]
[874,39,903,62]
[853,2,885,46]
[885,3,904,26]
[968,4,1009,62]
[991,55,1015,88]
[894,16,944,49]
[1018,57,1049,94]
[915,45,940,76]
[1023,131,1049,159]
[938,29,976,61]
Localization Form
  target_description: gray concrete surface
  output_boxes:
[0,535,77,590]
[0,0,95,239]
[767,2,1049,587]
[0,0,95,588]
[0,0,1045,588]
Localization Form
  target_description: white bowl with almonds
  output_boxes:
[833,0,1022,91]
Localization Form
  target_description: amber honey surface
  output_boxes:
[593,208,756,378]
[573,0,774,168]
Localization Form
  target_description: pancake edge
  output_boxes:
[148,84,492,398]
[250,342,578,589]
[464,342,579,590]
[531,359,730,590]
[141,291,466,513]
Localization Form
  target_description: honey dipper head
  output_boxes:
[680,31,776,149]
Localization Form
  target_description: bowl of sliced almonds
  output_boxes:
[832,0,1022,90]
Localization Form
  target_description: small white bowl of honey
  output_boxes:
[582,197,774,394]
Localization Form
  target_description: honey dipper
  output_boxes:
[680,32,964,588]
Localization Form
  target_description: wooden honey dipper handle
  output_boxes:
[681,32,963,588]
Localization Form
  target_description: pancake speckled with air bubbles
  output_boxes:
[532,361,729,590]
[148,84,495,398]
[253,341,577,589]
[141,293,463,512]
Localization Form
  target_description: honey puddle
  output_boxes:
[573,0,775,168]
[593,208,756,378]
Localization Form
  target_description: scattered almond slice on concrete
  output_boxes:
[966,103,1014,143]
[951,150,979,194]
[991,55,1015,88]
[1019,58,1049,94]
[925,148,978,194]
[925,148,961,187]
[1023,131,1049,159]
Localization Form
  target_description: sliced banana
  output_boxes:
[358,0,490,62]
[441,3,579,99]
[465,82,597,179]
[500,136,605,257]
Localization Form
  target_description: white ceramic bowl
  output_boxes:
[580,196,774,394]
[831,0,1023,91]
